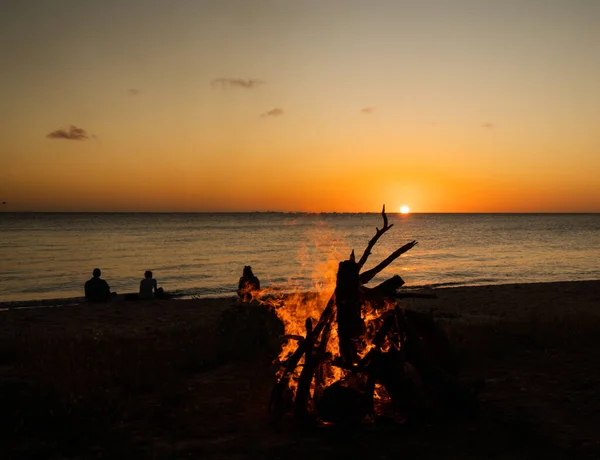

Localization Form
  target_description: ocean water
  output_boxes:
[0,213,598,303]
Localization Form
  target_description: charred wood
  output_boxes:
[361,275,405,303]
[314,319,333,399]
[316,382,368,425]
[267,204,472,425]
[335,258,364,364]
[294,319,315,420]
[270,297,336,422]
[372,310,397,349]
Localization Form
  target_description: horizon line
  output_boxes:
[1,211,599,215]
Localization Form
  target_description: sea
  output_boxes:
[0,213,599,304]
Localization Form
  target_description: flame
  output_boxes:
[258,224,350,394]
[262,223,407,417]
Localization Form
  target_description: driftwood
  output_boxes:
[268,295,336,424]
[359,240,418,285]
[268,205,469,425]
[356,205,393,270]
[335,255,364,364]
[294,319,315,420]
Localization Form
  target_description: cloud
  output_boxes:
[211,78,264,89]
[128,88,141,96]
[260,108,284,118]
[361,107,375,114]
[481,122,494,129]
[46,125,93,141]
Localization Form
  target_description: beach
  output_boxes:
[4,1,599,458]
[1,280,600,459]
[3,212,599,303]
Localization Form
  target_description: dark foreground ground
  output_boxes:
[1,280,600,459]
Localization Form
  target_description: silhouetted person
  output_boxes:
[84,268,111,303]
[237,265,260,302]
[139,270,163,300]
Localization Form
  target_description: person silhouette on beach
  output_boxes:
[84,268,112,302]
[139,270,162,300]
[237,265,260,302]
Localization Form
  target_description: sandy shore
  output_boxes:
[1,280,600,458]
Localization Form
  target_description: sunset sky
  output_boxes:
[1,0,599,212]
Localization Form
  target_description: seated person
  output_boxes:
[139,270,164,300]
[84,268,112,302]
[237,265,260,302]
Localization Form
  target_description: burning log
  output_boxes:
[360,275,405,310]
[293,319,315,420]
[313,319,332,398]
[268,205,469,425]
[335,253,364,365]
[268,296,337,424]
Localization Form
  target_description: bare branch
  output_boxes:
[357,204,394,270]
[359,240,418,285]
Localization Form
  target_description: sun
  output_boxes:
[399,205,410,214]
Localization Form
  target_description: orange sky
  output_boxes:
[1,1,599,212]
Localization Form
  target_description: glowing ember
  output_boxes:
[265,205,468,426]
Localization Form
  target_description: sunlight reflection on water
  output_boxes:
[0,213,598,302]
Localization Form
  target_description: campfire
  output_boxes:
[266,206,475,425]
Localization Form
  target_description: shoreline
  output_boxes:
[2,278,599,311]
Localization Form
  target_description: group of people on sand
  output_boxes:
[84,268,164,303]
[84,265,261,303]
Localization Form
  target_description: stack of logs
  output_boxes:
[269,206,475,425]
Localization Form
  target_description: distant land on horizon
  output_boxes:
[1,210,599,215]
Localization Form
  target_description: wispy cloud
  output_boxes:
[128,88,141,96]
[260,108,284,118]
[211,78,264,89]
[361,107,375,114]
[481,122,494,129]
[46,125,94,141]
